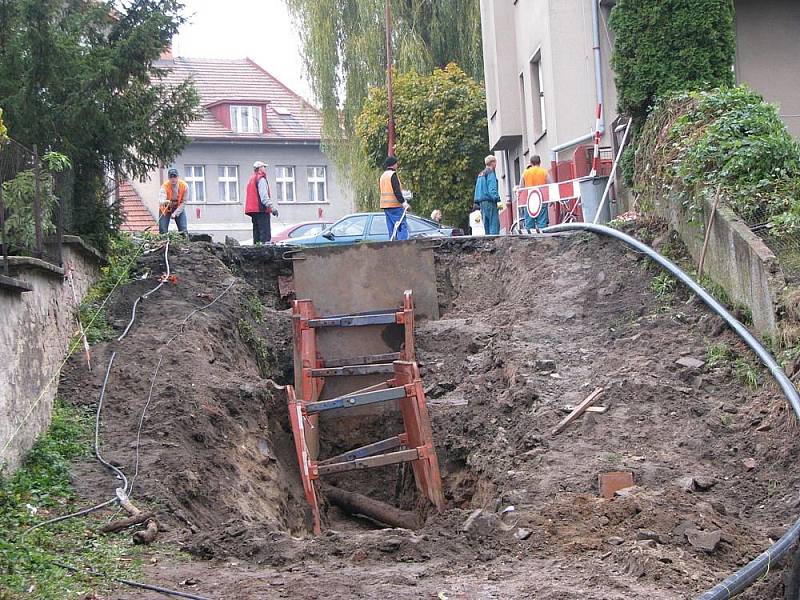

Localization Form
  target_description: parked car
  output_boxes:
[277,212,459,247]
[270,221,332,244]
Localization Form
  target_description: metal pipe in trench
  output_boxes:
[542,222,800,599]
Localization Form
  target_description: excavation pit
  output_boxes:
[57,234,800,598]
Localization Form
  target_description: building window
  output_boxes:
[230,105,263,133]
[218,166,239,202]
[185,165,205,203]
[307,166,327,202]
[530,54,547,137]
[275,166,296,202]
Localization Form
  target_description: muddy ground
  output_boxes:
[54,232,800,599]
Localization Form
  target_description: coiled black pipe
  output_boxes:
[543,222,800,599]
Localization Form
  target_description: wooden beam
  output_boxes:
[325,485,420,530]
[552,387,604,435]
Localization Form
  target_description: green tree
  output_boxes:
[0,0,199,250]
[356,64,487,226]
[286,0,483,136]
[285,0,484,209]
[610,0,735,123]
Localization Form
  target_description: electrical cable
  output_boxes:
[118,238,171,342]
[127,355,163,500]
[54,562,213,600]
[542,222,800,599]
[23,352,126,536]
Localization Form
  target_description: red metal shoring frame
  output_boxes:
[290,299,323,532]
[287,385,321,533]
[287,291,444,533]
[392,361,445,510]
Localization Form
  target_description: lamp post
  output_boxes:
[385,0,395,156]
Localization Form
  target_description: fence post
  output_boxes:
[0,180,7,276]
[32,144,43,258]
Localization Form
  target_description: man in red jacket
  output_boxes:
[245,161,278,244]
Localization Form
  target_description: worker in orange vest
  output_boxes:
[158,168,189,234]
[521,155,552,230]
[379,155,409,240]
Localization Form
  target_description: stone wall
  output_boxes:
[653,193,785,341]
[0,236,102,474]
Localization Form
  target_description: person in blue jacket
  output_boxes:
[474,155,501,235]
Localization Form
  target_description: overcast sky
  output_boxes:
[173,0,313,103]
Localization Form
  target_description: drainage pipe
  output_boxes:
[550,0,606,162]
[542,222,800,599]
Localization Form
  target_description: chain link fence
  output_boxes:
[0,138,72,275]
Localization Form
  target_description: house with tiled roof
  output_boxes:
[127,55,354,241]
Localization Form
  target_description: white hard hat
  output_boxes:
[253,161,267,169]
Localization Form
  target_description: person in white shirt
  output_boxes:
[469,203,485,236]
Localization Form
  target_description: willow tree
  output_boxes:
[285,0,484,207]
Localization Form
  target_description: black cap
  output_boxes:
[383,155,398,169]
[167,168,178,177]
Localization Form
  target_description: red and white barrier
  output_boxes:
[590,103,602,177]
[517,179,581,218]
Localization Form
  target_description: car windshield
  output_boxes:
[330,215,369,237]
[407,216,437,233]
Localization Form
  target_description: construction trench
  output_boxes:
[56,231,800,599]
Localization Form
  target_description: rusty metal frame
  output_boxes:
[285,290,444,533]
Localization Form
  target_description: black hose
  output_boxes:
[543,222,800,599]
[54,562,213,600]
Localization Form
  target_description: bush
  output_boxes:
[632,87,800,233]
[610,0,735,123]
[2,152,70,253]
[355,63,488,226]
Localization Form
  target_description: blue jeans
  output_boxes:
[384,207,409,240]
[524,207,549,230]
[159,211,187,234]
[479,200,500,235]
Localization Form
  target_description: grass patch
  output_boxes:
[733,358,760,389]
[242,293,265,324]
[0,401,146,599]
[77,235,141,345]
[237,318,277,378]
[650,273,677,299]
[706,343,733,367]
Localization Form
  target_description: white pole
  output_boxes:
[593,117,632,224]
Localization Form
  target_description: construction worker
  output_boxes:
[158,168,189,234]
[474,155,501,235]
[521,155,552,230]
[379,155,409,240]
[245,161,278,244]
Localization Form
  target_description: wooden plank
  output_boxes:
[560,405,608,414]
[552,387,604,435]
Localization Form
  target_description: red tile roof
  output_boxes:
[119,181,157,233]
[158,57,323,141]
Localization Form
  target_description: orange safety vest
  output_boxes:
[522,165,548,188]
[160,180,188,215]
[379,169,403,209]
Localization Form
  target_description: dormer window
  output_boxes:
[230,105,262,133]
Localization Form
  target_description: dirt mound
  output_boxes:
[60,242,308,555]
[57,234,800,599]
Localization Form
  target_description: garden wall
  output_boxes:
[0,236,102,473]
[653,193,785,341]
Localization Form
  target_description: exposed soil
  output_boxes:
[55,234,800,599]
